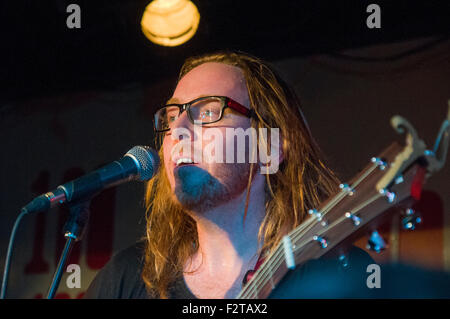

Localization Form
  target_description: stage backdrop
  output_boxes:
[1,37,449,298]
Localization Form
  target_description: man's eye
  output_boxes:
[166,111,178,122]
[201,109,218,118]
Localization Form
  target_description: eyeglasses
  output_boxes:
[153,96,255,132]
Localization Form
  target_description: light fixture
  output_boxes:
[141,0,200,47]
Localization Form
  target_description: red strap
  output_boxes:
[411,166,426,200]
[242,254,266,285]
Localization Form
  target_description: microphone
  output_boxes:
[21,145,160,214]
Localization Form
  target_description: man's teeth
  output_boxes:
[176,158,194,166]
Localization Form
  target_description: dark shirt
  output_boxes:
[270,248,450,298]
[84,241,380,299]
[84,241,195,299]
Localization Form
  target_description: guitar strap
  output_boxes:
[242,252,266,285]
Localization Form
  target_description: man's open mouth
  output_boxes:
[175,158,196,166]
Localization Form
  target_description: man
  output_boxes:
[84,51,373,299]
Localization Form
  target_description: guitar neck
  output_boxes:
[237,141,423,299]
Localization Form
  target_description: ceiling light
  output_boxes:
[141,0,200,47]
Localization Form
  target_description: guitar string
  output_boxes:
[237,190,348,298]
[245,160,389,298]
[239,163,379,298]
[238,180,358,298]
[255,192,384,298]
[238,162,380,298]
[238,199,343,298]
[238,177,356,298]
[241,190,383,298]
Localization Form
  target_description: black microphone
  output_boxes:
[21,145,160,214]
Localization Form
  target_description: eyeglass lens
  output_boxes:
[155,97,224,131]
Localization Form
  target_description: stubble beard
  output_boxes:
[173,163,253,214]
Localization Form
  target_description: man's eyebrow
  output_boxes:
[165,95,215,105]
[165,97,181,105]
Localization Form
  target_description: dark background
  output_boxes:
[0,0,449,298]
[1,0,449,103]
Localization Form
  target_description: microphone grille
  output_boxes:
[126,146,160,181]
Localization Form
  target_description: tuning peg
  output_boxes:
[308,209,328,226]
[366,230,387,253]
[345,212,361,226]
[402,208,422,230]
[379,188,397,203]
[312,235,328,249]
[371,157,387,170]
[339,183,355,195]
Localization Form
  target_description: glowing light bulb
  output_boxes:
[141,0,200,47]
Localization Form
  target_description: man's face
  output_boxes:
[162,62,255,212]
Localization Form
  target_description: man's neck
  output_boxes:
[184,173,266,279]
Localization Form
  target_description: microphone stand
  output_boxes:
[47,199,90,299]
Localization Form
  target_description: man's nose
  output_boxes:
[170,110,194,141]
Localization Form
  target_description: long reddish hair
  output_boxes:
[142,51,340,298]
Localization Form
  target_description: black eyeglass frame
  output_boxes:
[153,95,256,132]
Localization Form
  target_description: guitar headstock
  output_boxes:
[238,104,450,299]
[284,104,450,260]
